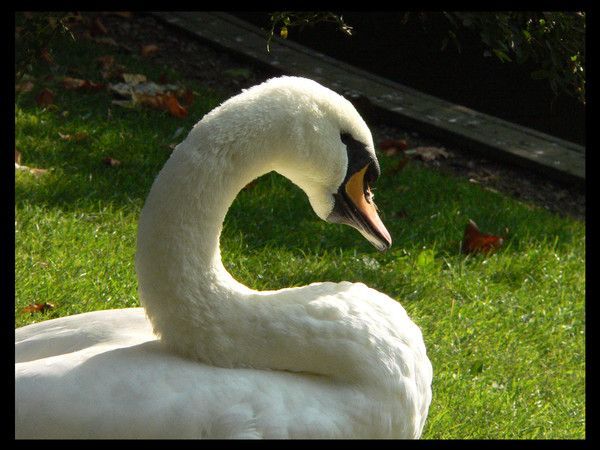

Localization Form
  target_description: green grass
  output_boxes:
[15,31,585,439]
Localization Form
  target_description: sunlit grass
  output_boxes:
[15,31,585,439]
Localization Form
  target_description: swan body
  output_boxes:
[15,76,432,439]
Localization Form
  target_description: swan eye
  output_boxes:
[364,181,374,204]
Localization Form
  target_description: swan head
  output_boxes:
[257,77,392,252]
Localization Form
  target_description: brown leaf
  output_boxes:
[140,44,159,57]
[163,94,188,118]
[61,77,105,91]
[409,146,451,162]
[15,149,22,165]
[102,157,121,167]
[35,88,54,106]
[133,92,188,118]
[16,80,35,93]
[461,219,504,255]
[23,302,55,314]
[378,138,408,156]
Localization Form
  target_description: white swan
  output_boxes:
[15,76,432,439]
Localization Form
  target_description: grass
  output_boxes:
[15,28,585,439]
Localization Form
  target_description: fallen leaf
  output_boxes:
[461,219,504,255]
[378,138,408,156]
[141,44,159,57]
[109,77,190,117]
[23,302,55,314]
[162,94,188,118]
[134,92,188,118]
[408,146,451,161]
[61,77,105,91]
[102,157,121,167]
[121,73,147,85]
[16,80,35,93]
[15,162,50,176]
[35,88,54,106]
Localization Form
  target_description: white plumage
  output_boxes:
[15,76,432,439]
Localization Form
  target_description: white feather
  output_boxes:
[15,76,432,439]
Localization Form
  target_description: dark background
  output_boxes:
[233,12,585,146]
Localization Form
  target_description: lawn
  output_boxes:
[15,23,585,439]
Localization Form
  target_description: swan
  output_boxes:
[15,76,432,439]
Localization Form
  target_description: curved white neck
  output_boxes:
[135,112,392,386]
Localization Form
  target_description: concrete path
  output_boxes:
[152,11,585,186]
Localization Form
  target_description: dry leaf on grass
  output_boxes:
[109,77,190,118]
[407,146,451,161]
[22,303,55,314]
[102,157,121,167]
[134,92,188,118]
[461,219,505,255]
[378,138,409,156]
[61,76,105,91]
[16,80,35,93]
[140,44,159,57]
[15,162,50,176]
[35,88,54,106]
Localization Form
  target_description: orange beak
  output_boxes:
[328,164,392,251]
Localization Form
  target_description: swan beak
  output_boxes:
[328,165,392,252]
